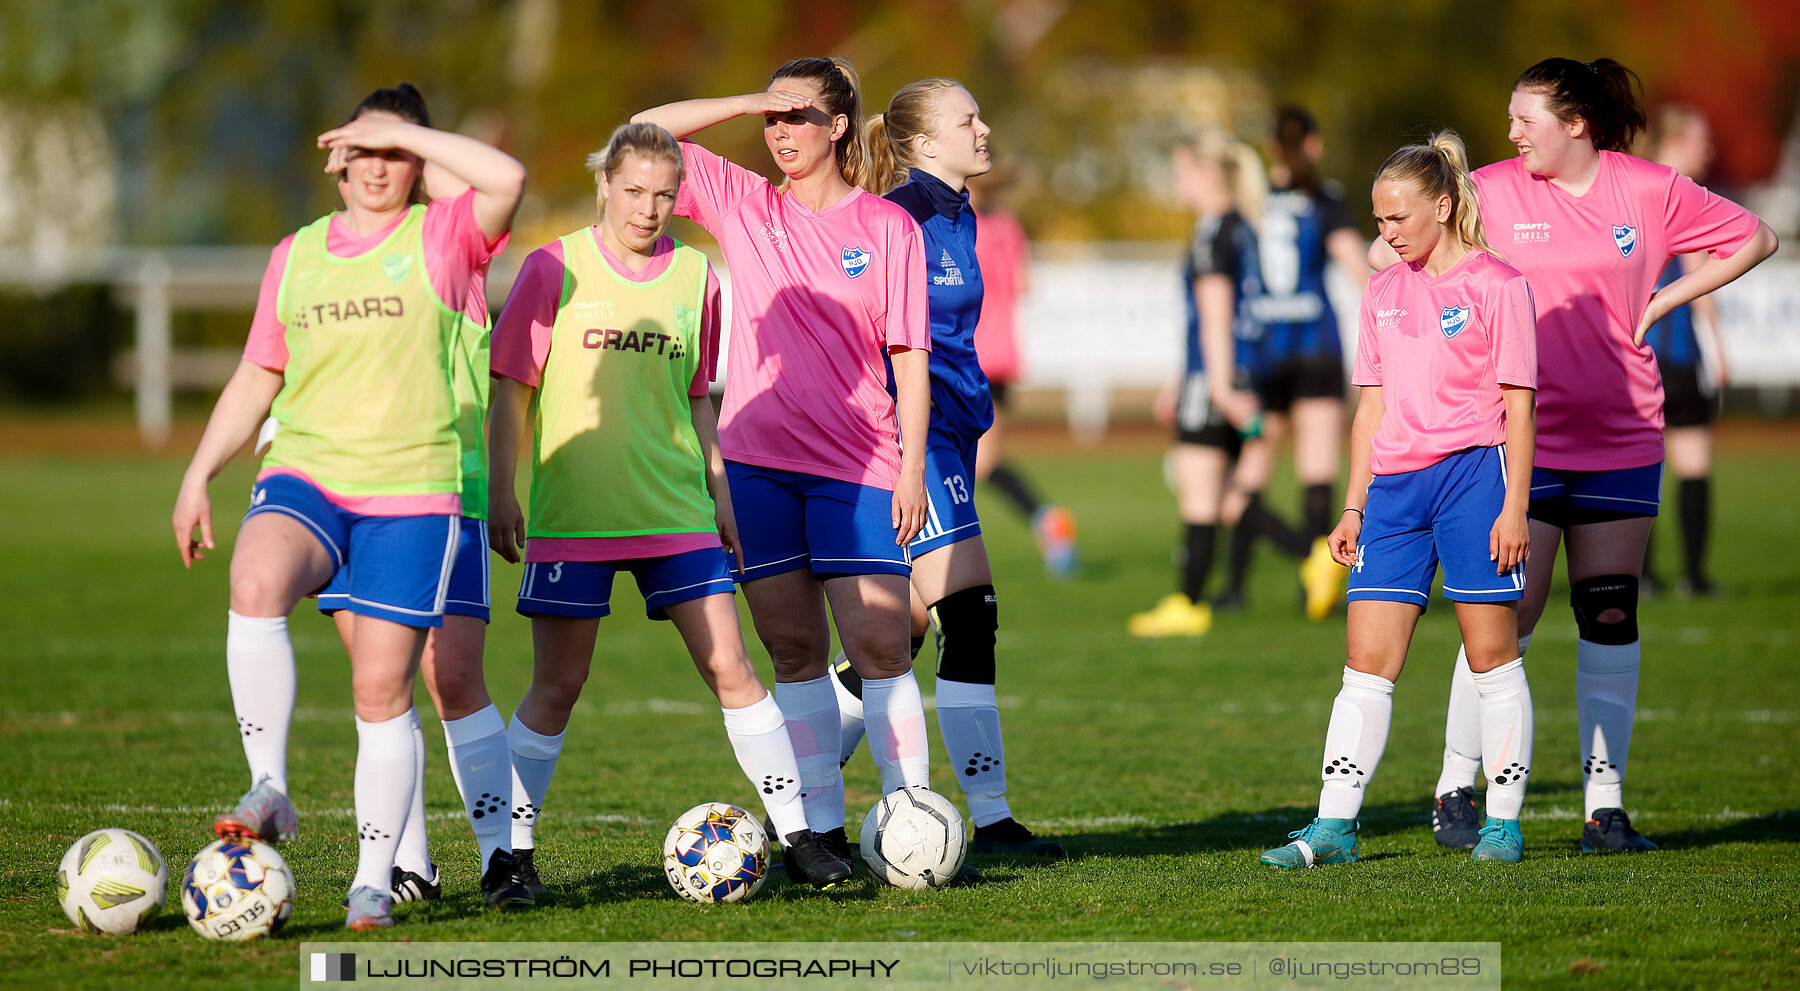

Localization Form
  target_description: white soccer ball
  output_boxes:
[662,802,769,903]
[861,787,967,889]
[180,839,295,941]
[56,828,168,934]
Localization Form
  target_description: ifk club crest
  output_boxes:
[1440,305,1470,339]
[1612,224,1637,257]
[840,245,871,279]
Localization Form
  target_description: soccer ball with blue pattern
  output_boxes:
[56,828,168,934]
[180,839,294,940]
[662,802,769,903]
[861,787,967,889]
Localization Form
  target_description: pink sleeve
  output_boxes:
[1662,171,1760,259]
[1351,290,1381,386]
[422,190,508,314]
[675,141,766,235]
[490,243,566,388]
[688,267,723,397]
[1490,275,1538,389]
[884,217,931,352]
[241,237,295,371]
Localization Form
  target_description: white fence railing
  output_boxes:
[3,247,1796,446]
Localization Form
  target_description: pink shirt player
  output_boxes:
[674,140,930,490]
[972,207,1028,384]
[1472,151,1758,470]
[1355,251,1538,475]
[490,230,724,563]
[241,189,504,516]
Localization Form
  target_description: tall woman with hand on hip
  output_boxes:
[1417,59,1776,853]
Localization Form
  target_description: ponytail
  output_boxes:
[1175,131,1267,229]
[1376,129,1497,257]
[772,56,869,187]
[1515,57,1647,153]
[863,78,962,194]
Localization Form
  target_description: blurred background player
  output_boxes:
[967,168,1079,579]
[1640,104,1725,597]
[173,83,525,929]
[1417,58,1776,853]
[832,78,1062,862]
[1215,106,1368,619]
[1129,133,1284,637]
[633,57,935,873]
[485,123,852,893]
[1264,130,1537,869]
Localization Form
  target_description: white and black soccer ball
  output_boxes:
[861,787,967,889]
[56,828,168,934]
[181,839,294,941]
[662,802,769,904]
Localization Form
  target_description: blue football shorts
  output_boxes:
[1347,445,1525,609]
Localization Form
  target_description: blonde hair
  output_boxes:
[585,122,684,215]
[1176,131,1267,228]
[1645,103,1707,157]
[864,78,963,194]
[1375,130,1496,257]
[771,56,870,189]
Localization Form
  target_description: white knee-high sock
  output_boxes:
[830,651,867,766]
[863,671,930,793]
[1317,667,1395,820]
[225,611,296,793]
[774,677,845,832]
[393,708,433,876]
[1472,659,1533,820]
[444,705,511,869]
[1436,631,1531,795]
[935,678,1010,827]
[1577,639,1639,818]
[1436,646,1483,795]
[721,693,807,839]
[507,714,563,851]
[350,711,416,893]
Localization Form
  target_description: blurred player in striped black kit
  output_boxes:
[1129,133,1280,638]
[1214,107,1371,620]
[1639,104,1725,598]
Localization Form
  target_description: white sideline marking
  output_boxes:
[0,798,648,826]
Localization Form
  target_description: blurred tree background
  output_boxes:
[1,0,1796,402]
[5,0,1796,248]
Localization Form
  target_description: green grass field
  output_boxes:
[2,428,1796,989]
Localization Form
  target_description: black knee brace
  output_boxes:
[1570,575,1639,644]
[929,584,998,685]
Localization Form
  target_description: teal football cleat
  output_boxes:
[1260,818,1359,869]
[1470,817,1524,862]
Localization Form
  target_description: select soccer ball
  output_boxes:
[662,802,769,903]
[56,828,168,934]
[861,787,967,889]
[181,839,294,941]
